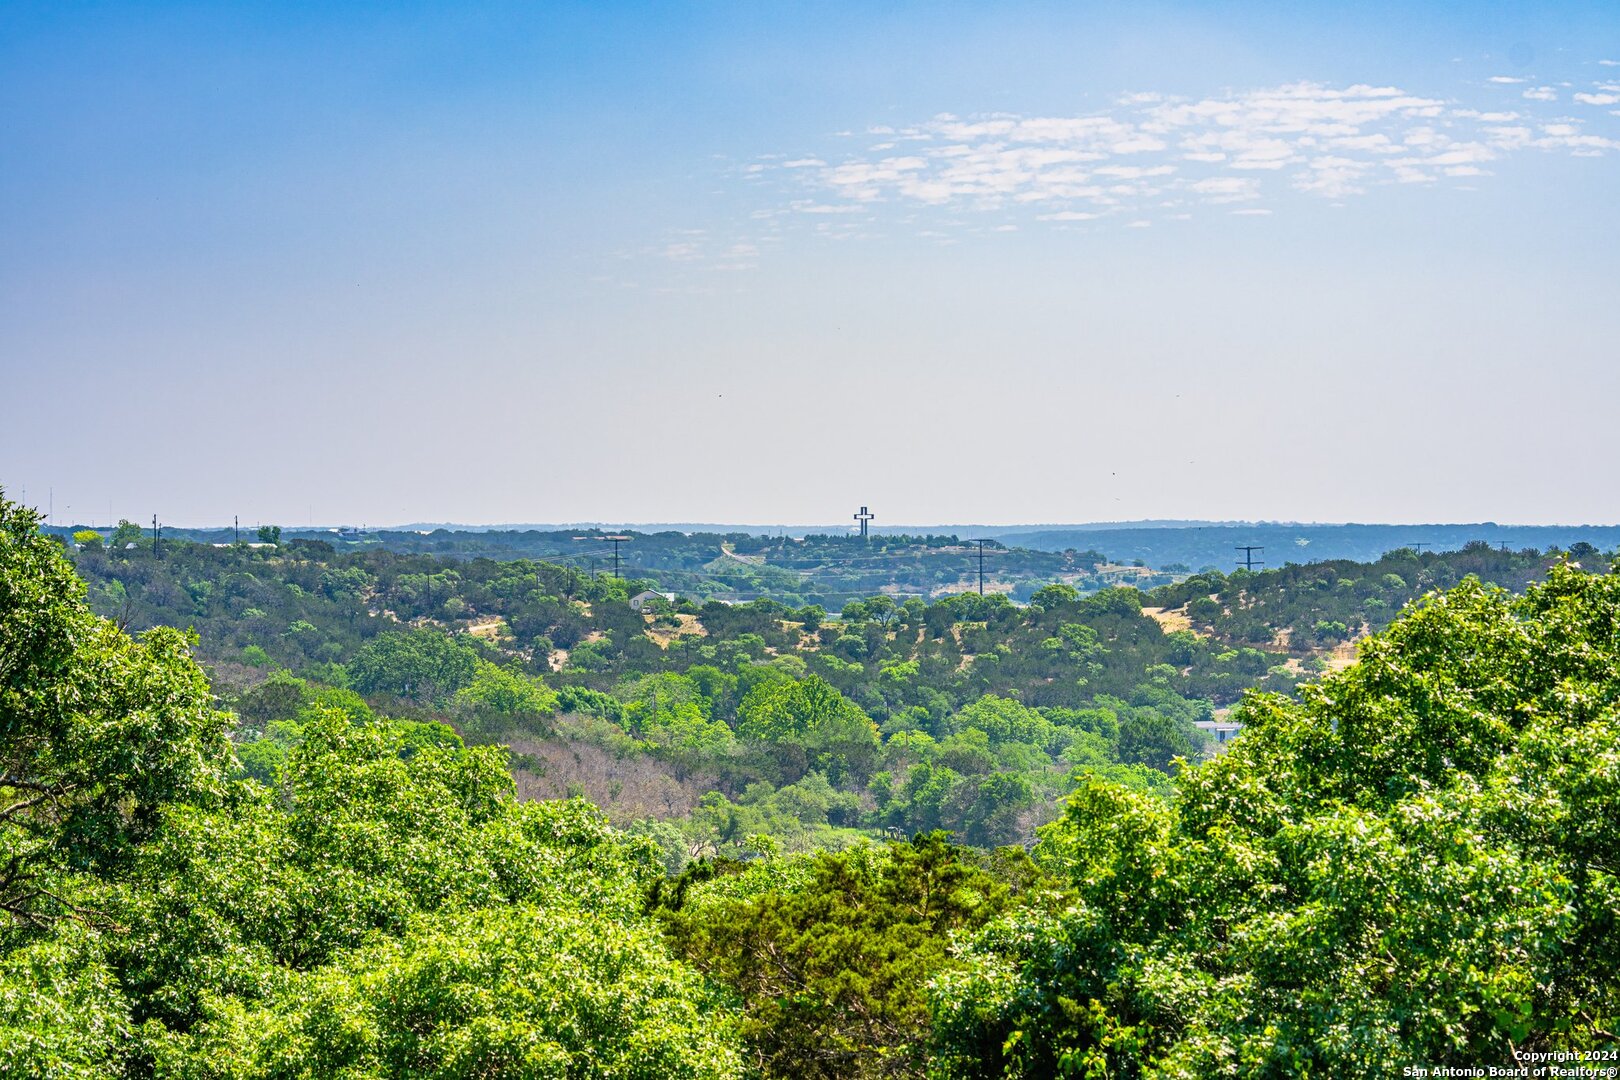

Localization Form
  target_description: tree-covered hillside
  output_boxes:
[5,491,1617,1075]
[55,523,1132,608]
[53,520,1591,862]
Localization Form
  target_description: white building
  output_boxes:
[1194,718,1244,753]
[629,590,677,612]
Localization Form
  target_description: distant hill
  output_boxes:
[1002,523,1620,571]
[46,519,1620,597]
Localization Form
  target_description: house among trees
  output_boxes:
[630,590,677,612]
[1194,716,1243,752]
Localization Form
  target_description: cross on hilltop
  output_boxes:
[854,506,874,539]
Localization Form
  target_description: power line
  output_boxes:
[1235,545,1264,572]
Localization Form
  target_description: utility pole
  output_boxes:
[1235,545,1264,572]
[967,538,994,595]
[575,534,631,578]
[854,505,874,540]
[1410,542,1431,554]
[603,535,631,579]
[153,515,161,559]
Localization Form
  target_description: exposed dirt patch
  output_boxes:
[1322,639,1361,672]
[465,616,507,641]
[644,613,706,649]
[1142,606,1194,634]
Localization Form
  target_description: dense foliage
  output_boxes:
[1147,541,1572,650]
[66,524,1124,609]
[0,495,747,1078]
[10,492,1619,1075]
[61,538,1262,854]
[652,834,1044,1078]
[932,566,1620,1074]
[57,525,1584,862]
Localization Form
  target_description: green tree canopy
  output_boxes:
[931,568,1620,1075]
[0,494,233,926]
[349,628,481,700]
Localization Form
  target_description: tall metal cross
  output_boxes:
[967,538,994,595]
[854,505,874,539]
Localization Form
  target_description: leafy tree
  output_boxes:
[0,494,233,927]
[1029,583,1079,610]
[737,676,881,784]
[146,903,745,1078]
[455,659,559,718]
[349,628,480,700]
[660,835,1027,1078]
[109,519,143,550]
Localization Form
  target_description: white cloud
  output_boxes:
[1294,155,1374,197]
[789,201,863,214]
[1190,176,1261,202]
[1230,208,1273,215]
[1095,164,1177,179]
[735,73,1620,242]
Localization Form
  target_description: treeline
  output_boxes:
[1148,540,1584,648]
[61,522,1131,607]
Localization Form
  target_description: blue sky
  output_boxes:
[4,2,1619,527]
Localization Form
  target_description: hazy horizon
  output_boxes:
[27,511,1620,534]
